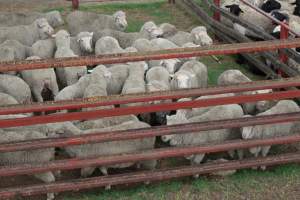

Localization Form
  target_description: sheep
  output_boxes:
[241,100,299,169]
[150,38,182,74]
[0,74,31,104]
[83,65,111,99]
[146,66,172,125]
[159,23,178,38]
[63,120,156,180]
[217,70,275,114]
[20,56,59,102]
[31,31,94,59]
[0,129,56,200]
[53,30,87,87]
[55,74,91,101]
[106,64,129,95]
[66,10,128,36]
[261,0,282,13]
[171,60,208,90]
[95,36,124,55]
[0,10,64,28]
[163,104,244,166]
[0,18,54,46]
[167,26,213,47]
[93,21,163,49]
[0,92,18,105]
[0,40,31,61]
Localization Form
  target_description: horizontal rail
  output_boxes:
[1,77,300,115]
[1,112,300,153]
[0,39,300,72]
[0,152,299,198]
[240,0,300,37]
[1,89,300,128]
[0,134,300,177]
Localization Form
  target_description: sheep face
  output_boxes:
[77,32,94,53]
[53,30,71,47]
[36,18,54,40]
[191,27,213,46]
[141,21,164,39]
[241,126,255,140]
[174,73,191,89]
[113,11,128,31]
[160,59,180,74]
[46,10,64,27]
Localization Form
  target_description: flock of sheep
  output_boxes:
[0,5,299,200]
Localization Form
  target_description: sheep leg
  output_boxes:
[34,172,55,200]
[32,87,44,103]
[139,160,157,185]
[81,167,96,178]
[191,154,205,179]
[250,147,261,170]
[100,167,111,190]
[260,146,271,171]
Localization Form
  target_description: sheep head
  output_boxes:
[52,29,71,47]
[160,58,181,74]
[77,32,94,53]
[113,11,128,31]
[36,18,54,40]
[45,10,64,28]
[191,26,213,46]
[141,21,164,39]
[173,72,192,89]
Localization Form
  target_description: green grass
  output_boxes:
[62,164,300,200]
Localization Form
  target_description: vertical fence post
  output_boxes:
[72,0,79,10]
[213,0,221,21]
[279,22,289,76]
[168,0,175,4]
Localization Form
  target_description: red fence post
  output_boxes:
[168,0,175,4]
[72,0,79,10]
[213,0,221,21]
[279,22,289,76]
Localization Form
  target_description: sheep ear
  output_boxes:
[89,32,94,37]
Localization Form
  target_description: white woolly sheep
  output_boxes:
[106,64,129,95]
[159,23,178,38]
[21,56,59,102]
[0,92,18,105]
[0,10,64,28]
[171,60,208,90]
[0,129,56,200]
[66,10,128,36]
[63,120,156,180]
[164,104,244,165]
[0,18,54,46]
[0,40,31,61]
[146,66,172,124]
[54,30,87,87]
[217,70,275,114]
[95,36,124,55]
[241,100,299,169]
[93,21,163,49]
[0,74,31,104]
[55,74,91,101]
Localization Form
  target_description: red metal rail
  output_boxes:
[1,111,300,153]
[0,152,299,199]
[0,135,300,177]
[1,89,300,128]
[0,39,299,72]
[1,77,299,115]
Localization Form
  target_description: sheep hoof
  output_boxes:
[260,166,266,171]
[144,181,151,185]
[193,174,200,179]
[47,193,55,200]
[105,185,111,190]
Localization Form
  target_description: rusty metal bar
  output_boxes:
[279,22,289,76]
[0,152,299,198]
[0,134,300,177]
[1,78,300,115]
[1,89,300,128]
[0,39,300,72]
[240,0,300,37]
[1,112,300,153]
[72,0,79,10]
[213,0,221,21]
